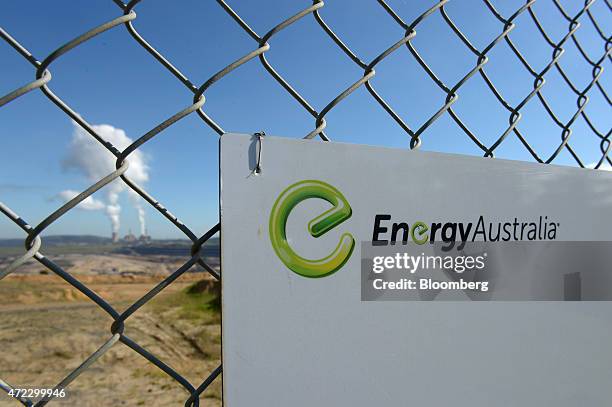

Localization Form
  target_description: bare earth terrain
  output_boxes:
[0,251,221,407]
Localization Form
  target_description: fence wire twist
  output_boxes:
[1,0,610,405]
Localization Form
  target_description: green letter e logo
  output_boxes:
[269,180,355,278]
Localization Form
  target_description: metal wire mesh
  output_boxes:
[0,0,610,405]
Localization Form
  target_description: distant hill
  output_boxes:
[0,235,111,247]
[0,235,219,246]
[0,235,220,258]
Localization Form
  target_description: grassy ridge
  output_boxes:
[0,244,116,257]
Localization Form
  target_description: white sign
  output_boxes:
[220,134,612,406]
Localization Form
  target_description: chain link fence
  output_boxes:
[0,0,610,405]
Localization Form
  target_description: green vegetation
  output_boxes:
[154,280,220,323]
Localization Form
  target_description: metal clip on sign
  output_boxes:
[254,131,265,175]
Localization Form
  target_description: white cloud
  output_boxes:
[57,189,106,211]
[586,162,612,171]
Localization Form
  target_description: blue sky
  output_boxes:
[1,0,610,239]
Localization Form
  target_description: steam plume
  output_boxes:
[56,189,106,211]
[61,121,149,236]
